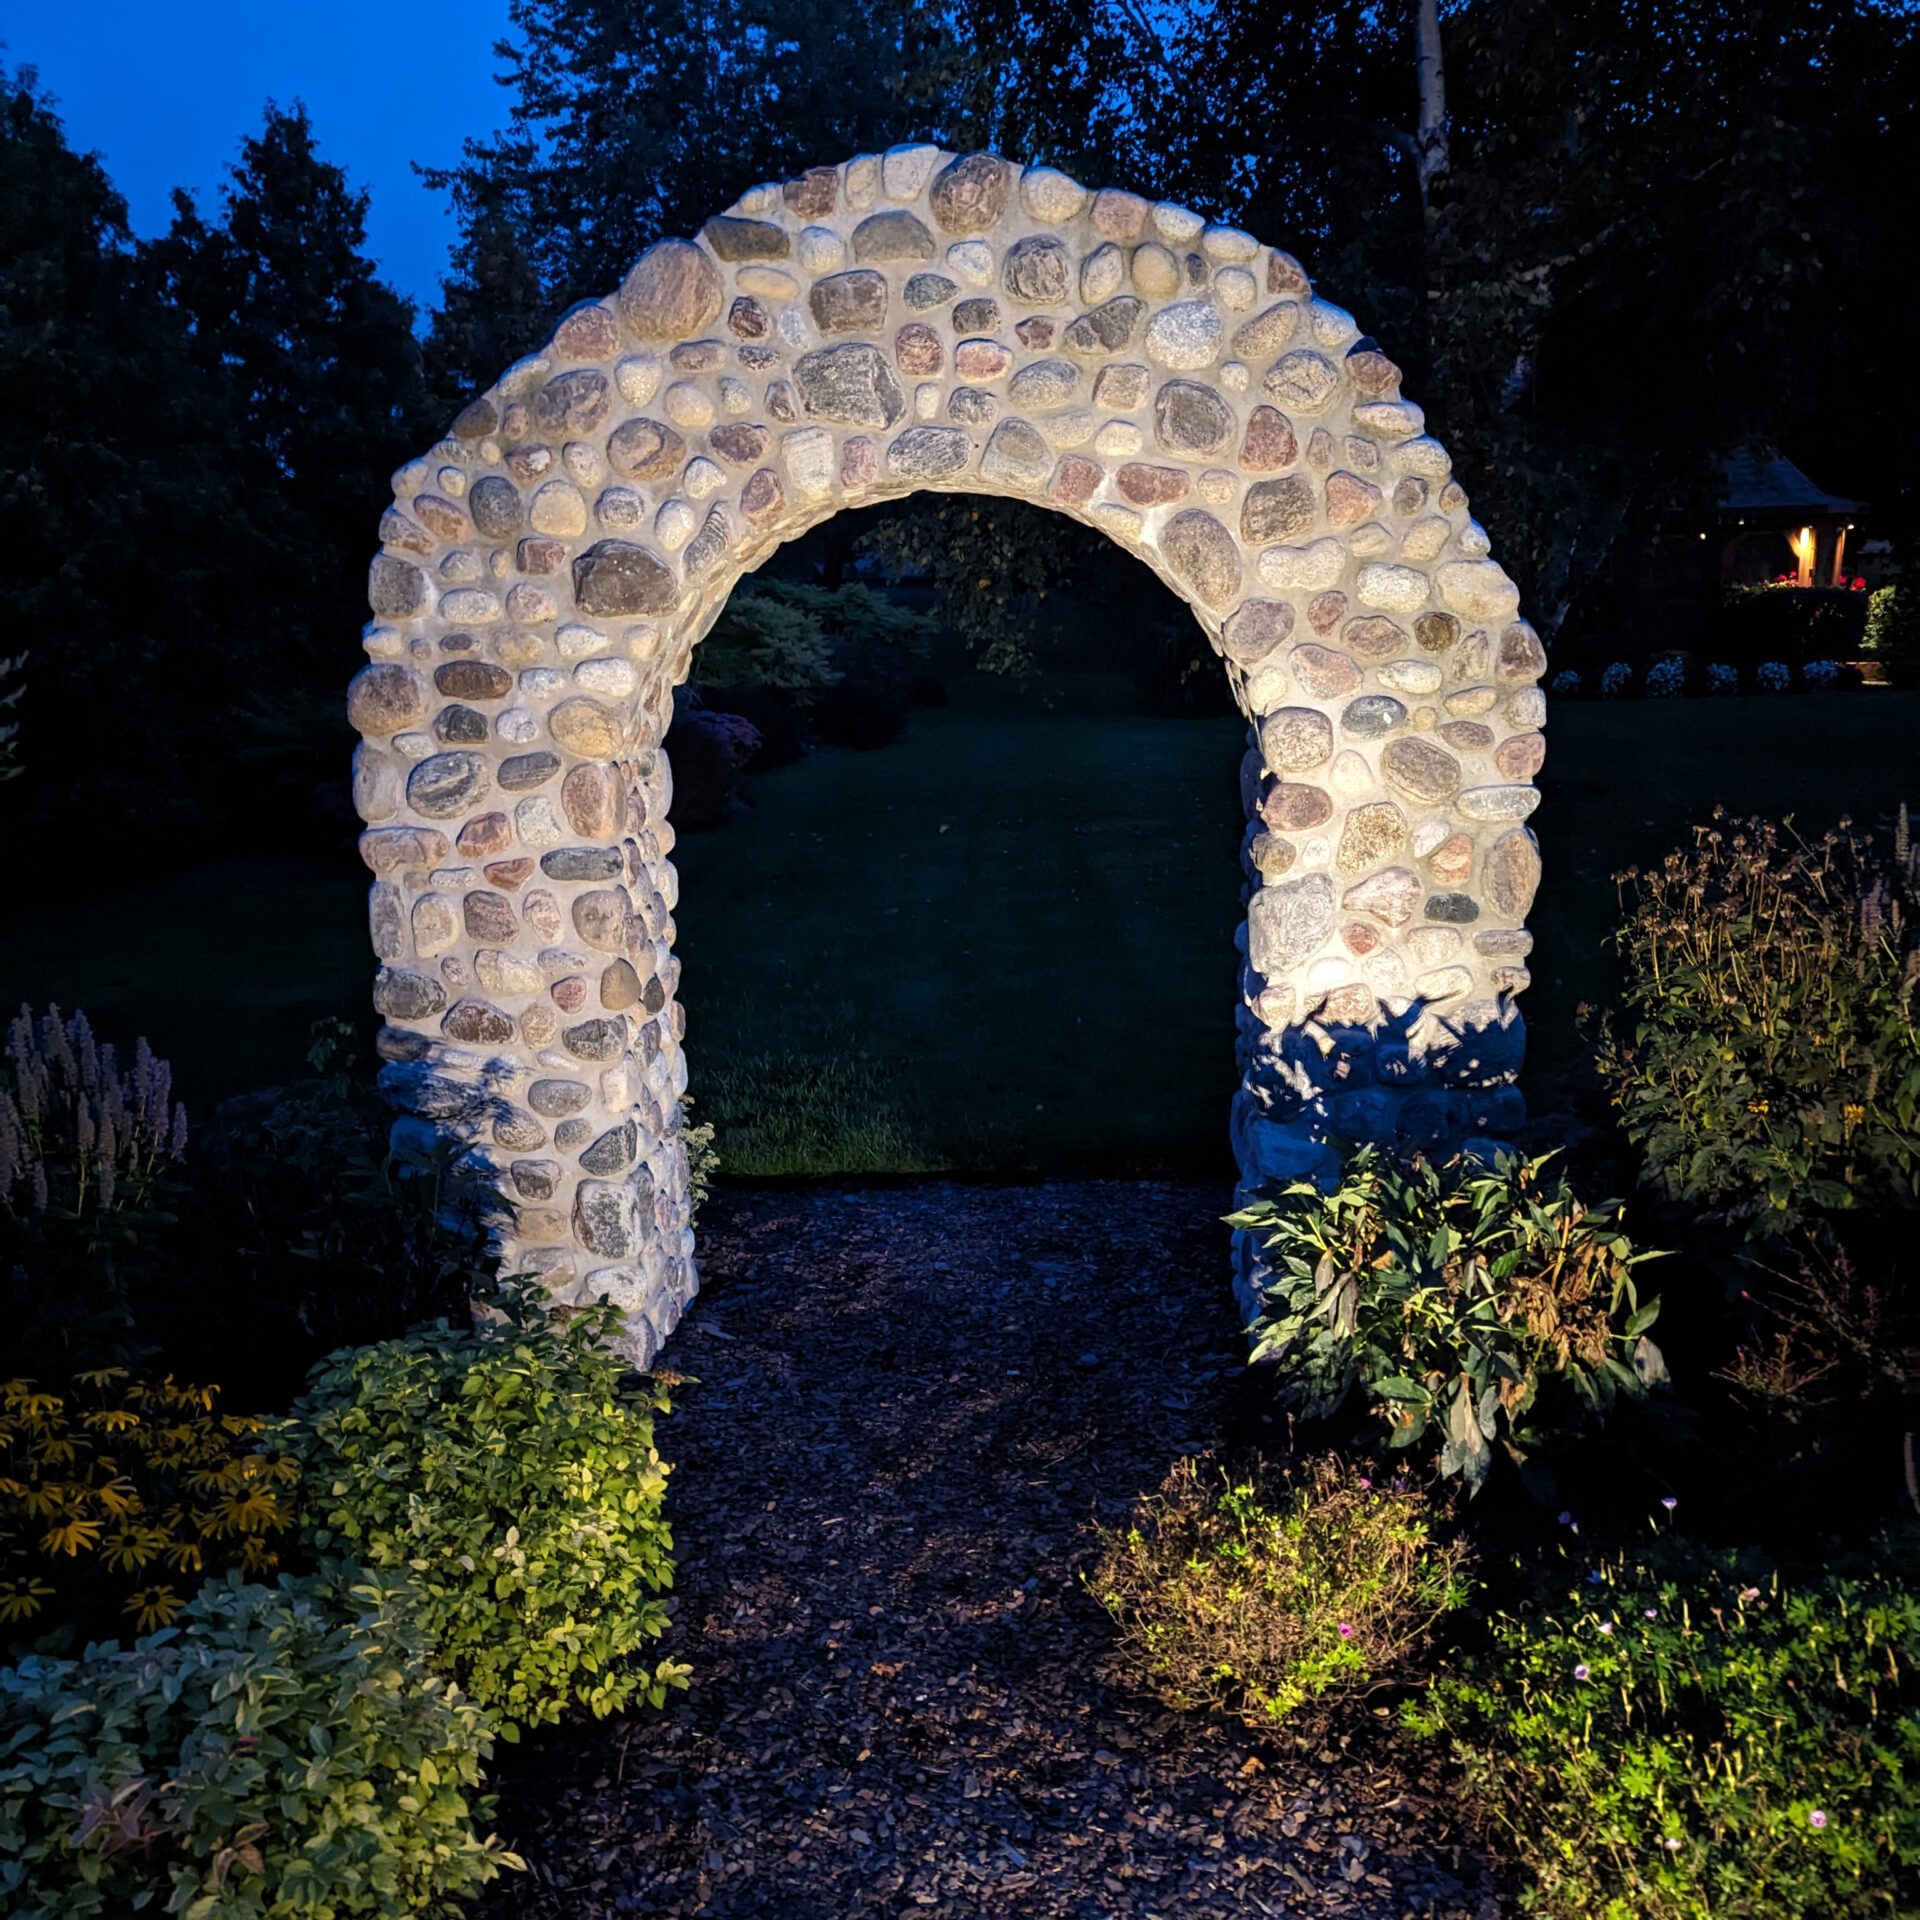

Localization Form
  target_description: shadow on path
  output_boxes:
[478,1183,1501,1919]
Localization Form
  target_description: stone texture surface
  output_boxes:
[356,144,1545,1361]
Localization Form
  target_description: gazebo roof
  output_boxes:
[1719,451,1863,517]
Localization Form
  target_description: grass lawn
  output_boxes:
[0,684,1911,1164]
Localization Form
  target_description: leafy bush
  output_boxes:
[1601,661,1633,697]
[1645,657,1686,698]
[1720,581,1869,663]
[1597,809,1920,1238]
[1758,658,1791,691]
[1232,1148,1666,1491]
[289,1288,686,1736]
[1090,1451,1466,1723]
[1407,1534,1920,1919]
[1804,657,1843,688]
[0,1007,189,1376]
[0,1371,297,1639]
[1549,668,1581,696]
[0,1566,514,1917]
[692,583,841,699]
[1706,662,1739,694]
[694,1048,933,1176]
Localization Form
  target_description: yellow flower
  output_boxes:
[1843,1103,1866,1125]
[1747,1100,1770,1115]
[126,1585,185,1631]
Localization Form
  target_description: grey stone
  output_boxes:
[348,664,430,736]
[532,370,612,436]
[555,1117,593,1151]
[368,884,405,961]
[1263,349,1339,413]
[433,704,488,744]
[571,889,631,951]
[1424,893,1481,923]
[683,504,734,579]
[1474,928,1534,957]
[702,214,791,261]
[1007,360,1079,410]
[563,1018,627,1062]
[541,846,625,881]
[579,1121,638,1174]
[1380,737,1461,804]
[1241,475,1316,544]
[1249,872,1335,974]
[369,554,430,617]
[904,273,959,311]
[573,1180,634,1258]
[1341,694,1409,738]
[529,1078,593,1118]
[442,999,516,1045]
[1143,300,1224,369]
[1483,829,1542,918]
[407,752,491,819]
[1160,509,1241,610]
[952,298,1000,334]
[1002,235,1071,305]
[1221,599,1293,665]
[947,387,997,426]
[930,152,1011,234]
[494,1111,548,1152]
[1289,644,1362,699]
[499,750,562,791]
[1062,297,1146,358]
[372,967,447,1021]
[795,344,908,428]
[463,891,518,943]
[511,1159,561,1201]
[469,476,524,538]
[810,269,891,333]
[888,426,971,481]
[1458,785,1542,822]
[572,540,680,616]
[1259,706,1334,773]
[1152,380,1235,455]
[606,418,688,482]
[980,418,1051,486]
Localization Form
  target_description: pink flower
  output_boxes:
[1574,1664,1590,1681]
[1338,1622,1355,1639]
[1810,1810,1828,1830]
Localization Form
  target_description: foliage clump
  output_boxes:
[0,1006,189,1373]
[1408,1534,1920,1919]
[0,1567,513,1918]
[1234,1149,1665,1491]
[288,1287,686,1736]
[1597,808,1920,1238]
[0,1370,297,1636]
[1091,1452,1466,1724]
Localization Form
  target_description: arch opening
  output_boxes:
[351,147,1545,1360]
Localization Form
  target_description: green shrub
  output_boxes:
[1232,1148,1665,1491]
[289,1288,687,1736]
[1597,809,1920,1239]
[0,1566,513,1918]
[1090,1451,1466,1723]
[1408,1535,1920,1919]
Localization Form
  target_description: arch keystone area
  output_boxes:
[354,148,1546,1359]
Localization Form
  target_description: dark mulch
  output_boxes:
[476,1182,1504,1919]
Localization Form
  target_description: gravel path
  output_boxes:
[477,1183,1502,1919]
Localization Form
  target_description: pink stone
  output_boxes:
[1049,455,1104,507]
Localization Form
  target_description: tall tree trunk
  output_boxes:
[1414,0,1450,208]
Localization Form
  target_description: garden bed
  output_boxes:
[475,1183,1500,1920]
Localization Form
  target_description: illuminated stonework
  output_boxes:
[353,148,1545,1357]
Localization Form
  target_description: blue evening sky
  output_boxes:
[1,0,518,310]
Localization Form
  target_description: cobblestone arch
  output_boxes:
[353,148,1546,1359]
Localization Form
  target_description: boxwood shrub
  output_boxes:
[289,1288,687,1736]
[0,1566,511,1918]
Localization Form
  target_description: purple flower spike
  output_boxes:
[1810,1810,1828,1831]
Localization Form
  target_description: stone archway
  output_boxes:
[352,147,1546,1361]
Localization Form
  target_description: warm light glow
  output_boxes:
[1790,524,1816,586]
